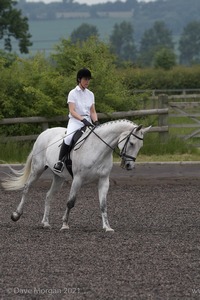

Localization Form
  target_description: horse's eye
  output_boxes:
[130,142,134,146]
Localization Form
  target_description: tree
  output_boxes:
[0,53,67,123]
[109,21,137,64]
[138,21,174,67]
[153,48,176,70]
[52,37,138,113]
[70,23,99,44]
[179,21,200,65]
[0,0,32,53]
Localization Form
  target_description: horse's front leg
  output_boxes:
[60,177,82,231]
[98,176,114,232]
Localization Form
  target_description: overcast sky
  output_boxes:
[26,0,155,5]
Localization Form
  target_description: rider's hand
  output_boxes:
[93,120,100,126]
[81,118,93,127]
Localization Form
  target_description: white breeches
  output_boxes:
[63,116,91,145]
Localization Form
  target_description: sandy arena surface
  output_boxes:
[1,162,200,299]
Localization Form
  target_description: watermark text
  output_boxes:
[7,286,82,296]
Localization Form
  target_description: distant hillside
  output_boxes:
[17,0,200,42]
[134,0,200,40]
[14,0,200,55]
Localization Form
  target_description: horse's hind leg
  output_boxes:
[60,177,82,231]
[11,168,45,222]
[98,176,114,232]
[41,174,64,228]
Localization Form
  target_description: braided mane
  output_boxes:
[99,119,137,127]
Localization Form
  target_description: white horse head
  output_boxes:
[118,124,151,170]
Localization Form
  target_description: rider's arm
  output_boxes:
[90,104,98,123]
[68,102,84,121]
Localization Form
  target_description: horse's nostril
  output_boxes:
[126,162,135,170]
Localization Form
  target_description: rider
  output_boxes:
[54,67,100,173]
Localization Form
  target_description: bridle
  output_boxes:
[119,129,143,163]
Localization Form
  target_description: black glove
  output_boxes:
[81,118,93,127]
[93,120,100,126]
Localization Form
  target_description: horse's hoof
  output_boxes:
[60,224,69,231]
[11,212,21,222]
[105,227,114,232]
[43,223,51,229]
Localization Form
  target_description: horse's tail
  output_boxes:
[1,150,33,191]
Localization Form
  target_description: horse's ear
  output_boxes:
[136,124,143,131]
[142,125,152,134]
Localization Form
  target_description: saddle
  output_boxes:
[64,126,87,177]
[70,126,87,149]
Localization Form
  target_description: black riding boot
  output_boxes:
[54,142,70,173]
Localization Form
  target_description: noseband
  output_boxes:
[119,129,143,162]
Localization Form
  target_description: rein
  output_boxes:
[75,126,143,162]
[73,126,96,150]
[32,124,143,163]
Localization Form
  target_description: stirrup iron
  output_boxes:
[54,161,64,173]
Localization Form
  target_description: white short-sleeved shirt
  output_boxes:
[64,86,94,145]
[67,85,95,119]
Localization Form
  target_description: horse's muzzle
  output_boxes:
[126,162,135,170]
[120,158,135,170]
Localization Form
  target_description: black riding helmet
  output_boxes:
[77,68,92,83]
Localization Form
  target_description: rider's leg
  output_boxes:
[54,141,70,173]
[54,118,81,173]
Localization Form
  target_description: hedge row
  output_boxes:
[121,66,200,90]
